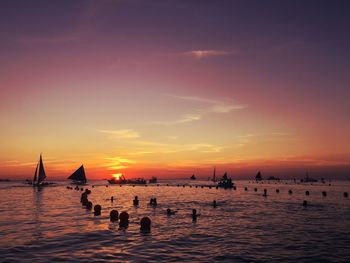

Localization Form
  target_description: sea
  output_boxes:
[0,179,349,262]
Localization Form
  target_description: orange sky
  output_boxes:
[0,1,349,179]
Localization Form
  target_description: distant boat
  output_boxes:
[0,179,10,182]
[255,171,263,181]
[190,174,196,180]
[128,178,146,185]
[68,165,87,185]
[212,166,216,182]
[149,177,157,184]
[301,172,317,183]
[108,174,127,184]
[29,154,50,187]
[217,172,234,188]
[108,175,146,185]
[267,176,280,181]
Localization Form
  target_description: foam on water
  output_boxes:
[0,180,349,262]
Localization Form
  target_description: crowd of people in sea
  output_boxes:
[66,185,213,232]
[65,181,349,233]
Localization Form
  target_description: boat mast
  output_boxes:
[213,166,216,182]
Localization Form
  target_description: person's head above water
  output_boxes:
[140,217,151,232]
[86,201,93,210]
[119,211,129,228]
[94,204,102,216]
[110,210,119,222]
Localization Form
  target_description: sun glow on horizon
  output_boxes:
[112,173,123,180]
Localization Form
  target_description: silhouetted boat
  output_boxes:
[217,172,234,188]
[190,174,196,180]
[255,171,263,181]
[68,165,87,185]
[267,176,280,181]
[108,175,146,185]
[108,174,127,184]
[128,178,146,184]
[28,154,51,186]
[301,172,317,183]
[149,177,157,183]
[0,179,10,182]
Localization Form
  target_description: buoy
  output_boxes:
[213,200,217,208]
[140,217,151,232]
[288,190,293,195]
[303,200,307,207]
[344,192,348,198]
[94,205,101,216]
[322,191,327,197]
[244,187,248,191]
[276,189,279,193]
[110,210,119,222]
[305,191,310,196]
[254,188,257,192]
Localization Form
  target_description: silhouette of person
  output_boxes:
[140,217,151,233]
[166,208,177,216]
[110,210,119,222]
[94,205,101,216]
[213,200,217,208]
[119,211,129,229]
[133,196,139,206]
[192,209,199,221]
[86,201,93,210]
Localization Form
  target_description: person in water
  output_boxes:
[86,201,93,210]
[150,198,157,207]
[166,208,177,216]
[192,209,200,221]
[263,189,267,197]
[110,210,119,222]
[140,217,151,233]
[119,211,129,229]
[94,205,102,216]
[213,200,217,208]
[133,196,139,206]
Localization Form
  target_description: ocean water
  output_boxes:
[0,179,349,262]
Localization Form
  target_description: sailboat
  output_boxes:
[255,171,263,181]
[68,165,87,185]
[30,154,49,186]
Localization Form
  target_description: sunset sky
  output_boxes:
[0,0,349,179]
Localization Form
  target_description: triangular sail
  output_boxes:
[37,154,46,184]
[33,162,38,183]
[68,165,87,183]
